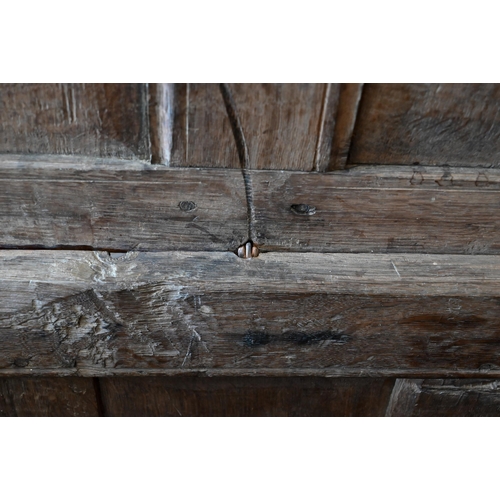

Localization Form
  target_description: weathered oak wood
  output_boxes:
[328,83,364,170]
[350,84,500,168]
[99,377,394,416]
[170,84,240,168]
[170,84,331,170]
[0,377,100,416]
[1,156,500,254]
[2,250,500,377]
[386,379,500,416]
[0,84,150,159]
[0,155,247,251]
[149,83,174,165]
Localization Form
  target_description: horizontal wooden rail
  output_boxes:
[1,250,500,377]
[0,155,499,254]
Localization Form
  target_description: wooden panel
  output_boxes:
[387,379,500,417]
[252,165,500,254]
[2,250,500,377]
[99,377,394,416]
[0,377,100,416]
[0,84,150,159]
[171,84,239,168]
[350,84,500,167]
[171,84,333,170]
[1,156,500,254]
[0,156,247,251]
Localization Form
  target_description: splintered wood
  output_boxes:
[1,250,500,377]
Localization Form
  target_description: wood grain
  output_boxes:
[1,156,500,254]
[170,84,240,168]
[350,84,500,167]
[0,377,100,416]
[149,83,174,165]
[0,84,150,159]
[0,155,247,251]
[99,377,394,416]
[327,83,364,170]
[170,84,331,170]
[2,250,500,377]
[386,379,500,416]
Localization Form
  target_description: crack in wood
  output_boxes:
[219,83,257,244]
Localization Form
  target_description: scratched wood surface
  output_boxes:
[350,84,500,168]
[99,377,394,417]
[1,250,500,377]
[0,84,150,159]
[170,84,340,170]
[1,156,500,254]
[0,377,100,416]
[386,379,500,416]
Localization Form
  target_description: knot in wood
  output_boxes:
[237,241,259,259]
[290,203,316,215]
[179,201,197,212]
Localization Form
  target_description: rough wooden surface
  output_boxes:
[251,164,500,253]
[99,377,394,416]
[350,84,500,168]
[0,156,247,251]
[149,83,174,165]
[1,156,500,254]
[386,379,500,416]
[0,84,150,159]
[1,250,500,377]
[0,377,100,416]
[170,84,334,170]
[170,84,239,168]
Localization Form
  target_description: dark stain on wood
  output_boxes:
[242,331,350,347]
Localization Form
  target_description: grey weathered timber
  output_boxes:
[386,379,500,416]
[1,250,500,377]
[1,155,500,254]
[0,84,150,159]
[350,84,500,168]
[170,84,334,170]
[0,155,248,251]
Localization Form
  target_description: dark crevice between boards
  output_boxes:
[92,378,106,417]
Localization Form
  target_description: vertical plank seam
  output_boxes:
[219,83,257,243]
[92,377,106,417]
[313,83,332,172]
[344,83,365,167]
[328,83,365,170]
